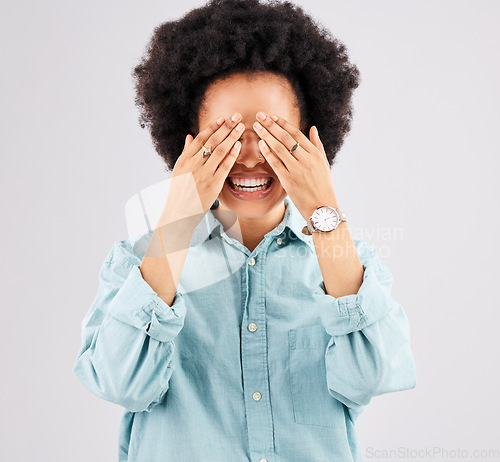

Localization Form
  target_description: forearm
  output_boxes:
[312,199,364,298]
[140,173,210,306]
[140,202,204,307]
[139,227,190,306]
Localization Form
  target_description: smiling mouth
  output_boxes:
[227,177,273,191]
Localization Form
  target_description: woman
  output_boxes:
[73,0,417,461]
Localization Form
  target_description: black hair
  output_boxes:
[132,0,360,170]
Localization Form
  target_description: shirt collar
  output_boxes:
[192,196,315,252]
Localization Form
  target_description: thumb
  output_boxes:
[184,134,194,149]
[310,126,329,164]
[309,126,323,149]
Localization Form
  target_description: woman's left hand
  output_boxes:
[253,112,339,221]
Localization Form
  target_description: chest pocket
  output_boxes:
[288,324,345,428]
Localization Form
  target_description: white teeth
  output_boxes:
[230,177,271,187]
[228,177,272,192]
[232,183,270,192]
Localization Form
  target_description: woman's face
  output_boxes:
[197,71,302,219]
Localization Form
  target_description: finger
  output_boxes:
[258,139,289,178]
[184,134,194,149]
[253,120,298,170]
[313,125,322,144]
[187,118,226,157]
[255,113,308,161]
[204,122,245,172]
[309,126,323,154]
[190,114,242,159]
[269,114,319,155]
[213,140,241,183]
[310,126,329,166]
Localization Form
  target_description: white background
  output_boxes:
[1,0,499,460]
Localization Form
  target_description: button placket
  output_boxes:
[241,246,275,458]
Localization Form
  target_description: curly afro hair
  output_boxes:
[132,0,360,171]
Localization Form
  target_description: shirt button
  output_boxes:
[276,237,282,245]
[260,459,268,462]
[248,323,258,332]
[252,391,262,401]
[248,257,256,266]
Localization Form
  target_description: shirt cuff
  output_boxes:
[107,264,186,343]
[313,243,394,337]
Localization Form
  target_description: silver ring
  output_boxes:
[202,146,212,158]
[290,142,300,153]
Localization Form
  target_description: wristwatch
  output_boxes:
[301,205,347,235]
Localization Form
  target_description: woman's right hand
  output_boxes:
[165,113,245,221]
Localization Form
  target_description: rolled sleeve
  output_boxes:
[108,263,186,343]
[314,240,395,337]
[312,239,416,411]
[73,236,187,412]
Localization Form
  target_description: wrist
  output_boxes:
[312,219,348,241]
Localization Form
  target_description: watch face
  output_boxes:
[312,206,339,232]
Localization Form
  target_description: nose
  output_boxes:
[235,136,265,169]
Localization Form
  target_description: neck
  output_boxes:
[214,201,286,252]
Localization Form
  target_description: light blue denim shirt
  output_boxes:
[73,196,416,462]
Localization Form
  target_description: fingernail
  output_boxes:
[270,114,278,122]
[254,122,262,130]
[216,116,224,125]
[231,112,241,122]
[236,122,245,131]
[257,112,266,121]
